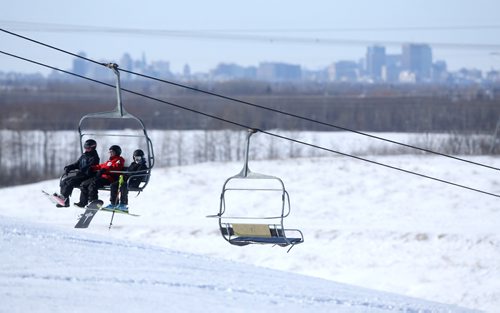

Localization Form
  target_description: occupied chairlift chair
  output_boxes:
[210,129,304,252]
[66,63,155,195]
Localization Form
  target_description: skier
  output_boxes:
[103,149,148,212]
[54,139,100,207]
[75,145,125,208]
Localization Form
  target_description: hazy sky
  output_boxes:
[2,0,500,75]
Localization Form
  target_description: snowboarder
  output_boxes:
[103,149,148,212]
[75,145,125,208]
[54,139,100,207]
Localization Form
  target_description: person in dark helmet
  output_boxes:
[75,145,125,208]
[103,149,148,212]
[54,139,100,207]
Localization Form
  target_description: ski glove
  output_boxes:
[95,169,105,177]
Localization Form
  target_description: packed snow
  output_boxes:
[1,153,499,312]
[1,216,476,313]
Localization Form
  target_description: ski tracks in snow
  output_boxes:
[0,216,476,313]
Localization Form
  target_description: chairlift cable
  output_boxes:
[0,28,105,67]
[2,49,499,199]
[1,27,499,172]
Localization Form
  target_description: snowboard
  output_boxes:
[42,190,66,207]
[74,200,104,229]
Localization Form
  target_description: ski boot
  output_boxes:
[54,193,69,208]
[103,203,117,210]
[116,203,128,213]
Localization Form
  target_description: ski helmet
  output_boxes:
[133,149,145,158]
[84,139,97,150]
[109,145,122,156]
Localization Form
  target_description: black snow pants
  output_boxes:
[109,181,130,205]
[60,172,90,199]
[79,177,110,205]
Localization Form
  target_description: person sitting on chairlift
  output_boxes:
[103,149,148,213]
[75,145,125,208]
[54,139,100,207]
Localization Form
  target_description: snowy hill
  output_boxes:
[1,155,499,312]
[0,216,475,313]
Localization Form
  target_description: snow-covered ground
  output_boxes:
[1,154,499,312]
[1,216,474,313]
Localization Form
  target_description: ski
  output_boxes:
[100,207,140,216]
[42,190,66,207]
[74,200,103,229]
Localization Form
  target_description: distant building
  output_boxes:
[120,53,133,80]
[455,68,482,83]
[302,68,328,82]
[88,59,114,81]
[366,46,386,81]
[72,51,88,76]
[211,63,256,81]
[149,60,171,77]
[399,70,417,83]
[402,44,433,81]
[384,54,402,83]
[432,60,448,82]
[133,53,148,74]
[331,61,359,82]
[183,64,191,79]
[257,62,301,82]
[486,69,500,82]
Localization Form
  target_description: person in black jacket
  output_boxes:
[103,149,148,212]
[54,139,100,207]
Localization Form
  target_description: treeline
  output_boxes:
[1,130,496,187]
[1,80,499,132]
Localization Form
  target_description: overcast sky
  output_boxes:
[2,0,500,75]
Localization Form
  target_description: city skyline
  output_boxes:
[1,0,500,76]
[6,42,496,85]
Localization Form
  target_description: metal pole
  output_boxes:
[239,129,258,177]
[106,63,125,117]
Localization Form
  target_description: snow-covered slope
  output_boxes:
[1,155,499,312]
[0,216,475,313]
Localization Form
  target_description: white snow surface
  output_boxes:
[1,216,472,313]
[1,155,499,312]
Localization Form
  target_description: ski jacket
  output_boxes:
[91,155,125,183]
[65,150,100,176]
[125,160,148,188]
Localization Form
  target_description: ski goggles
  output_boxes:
[134,156,143,163]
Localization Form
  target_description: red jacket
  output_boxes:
[91,155,125,183]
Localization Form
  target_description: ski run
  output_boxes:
[1,155,499,312]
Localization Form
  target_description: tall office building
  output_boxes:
[384,54,402,83]
[402,44,433,81]
[366,46,386,81]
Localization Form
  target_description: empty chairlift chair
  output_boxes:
[211,129,304,252]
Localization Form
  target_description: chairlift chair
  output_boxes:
[76,63,155,193]
[211,129,304,252]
